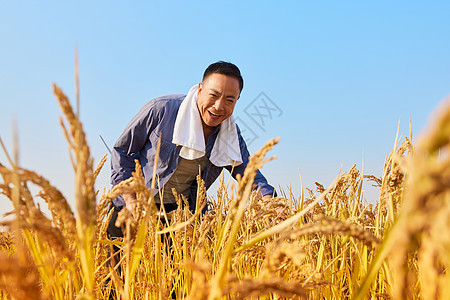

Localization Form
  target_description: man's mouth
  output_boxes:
[208,111,221,117]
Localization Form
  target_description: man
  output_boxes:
[108,62,275,231]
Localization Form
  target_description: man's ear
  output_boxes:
[197,82,203,95]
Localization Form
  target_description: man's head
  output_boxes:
[202,61,243,92]
[197,61,243,130]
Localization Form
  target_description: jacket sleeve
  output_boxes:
[110,101,158,186]
[226,125,277,197]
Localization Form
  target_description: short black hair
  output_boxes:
[202,61,244,92]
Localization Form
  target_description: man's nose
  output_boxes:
[213,98,225,111]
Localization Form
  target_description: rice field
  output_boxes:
[0,82,449,299]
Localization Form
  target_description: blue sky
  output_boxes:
[1,1,449,215]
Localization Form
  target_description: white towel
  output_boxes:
[172,85,243,167]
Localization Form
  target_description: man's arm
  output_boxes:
[111,100,159,209]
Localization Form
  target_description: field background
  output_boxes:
[1,1,450,217]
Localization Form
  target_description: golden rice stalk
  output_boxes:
[0,163,28,220]
[0,252,46,300]
[0,162,73,259]
[364,175,382,188]
[93,153,107,181]
[0,232,13,252]
[22,220,73,260]
[53,83,97,297]
[52,83,97,228]
[96,191,112,227]
[377,137,412,226]
[24,168,75,239]
[262,239,309,276]
[222,276,310,299]
[186,257,212,300]
[277,216,381,249]
[418,203,450,300]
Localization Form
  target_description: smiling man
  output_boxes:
[108,62,276,232]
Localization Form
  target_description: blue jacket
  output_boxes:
[111,94,276,209]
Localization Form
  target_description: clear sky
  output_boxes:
[1,1,449,216]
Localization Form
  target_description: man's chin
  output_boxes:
[204,119,223,128]
[206,122,220,128]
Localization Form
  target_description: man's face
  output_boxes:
[197,73,240,129]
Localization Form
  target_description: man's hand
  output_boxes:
[123,193,137,215]
[262,194,272,201]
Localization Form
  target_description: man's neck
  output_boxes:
[202,123,215,144]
